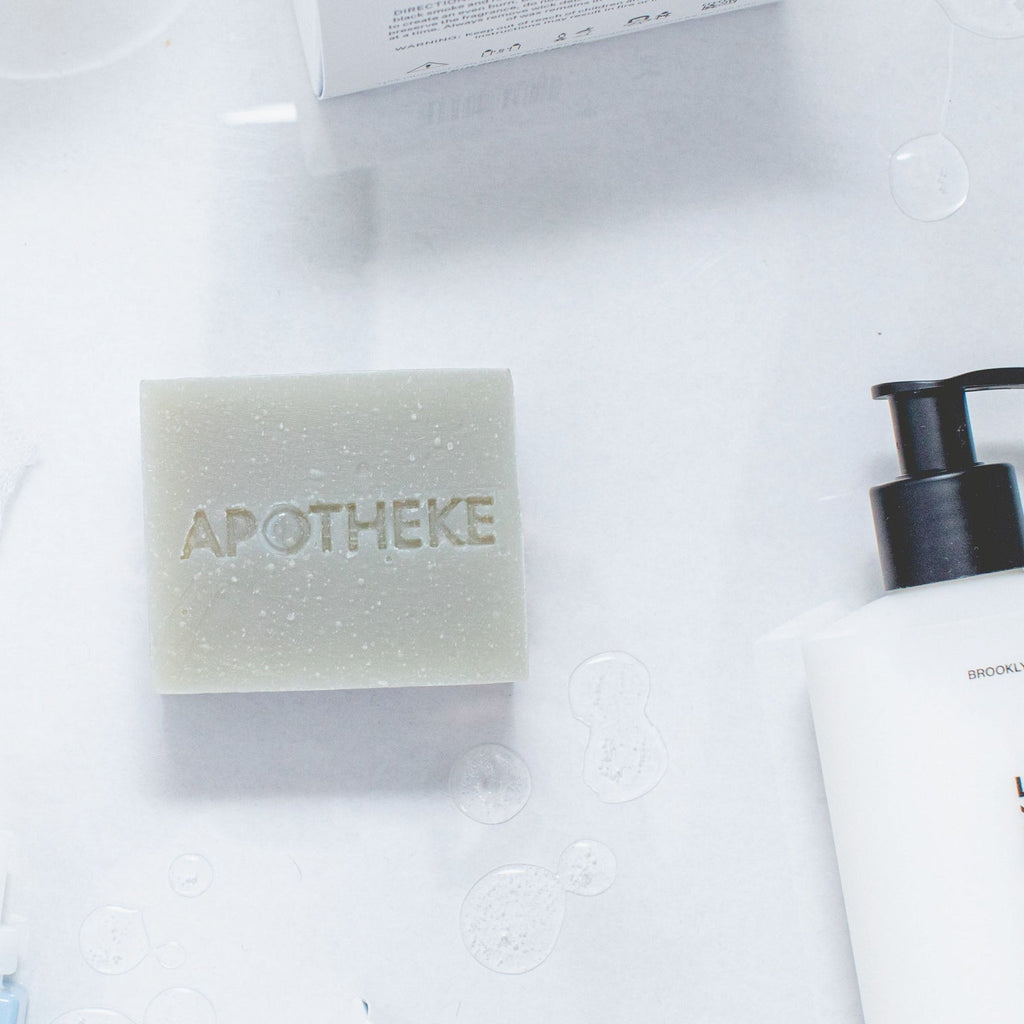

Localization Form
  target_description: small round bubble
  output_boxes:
[144,988,216,1024]
[556,840,617,896]
[169,854,214,897]
[449,743,532,824]
[889,134,969,222]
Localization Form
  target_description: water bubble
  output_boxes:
[449,744,532,824]
[263,505,310,554]
[459,864,565,974]
[569,651,669,803]
[0,0,193,80]
[144,989,216,1024]
[934,0,1024,36]
[169,854,214,898]
[52,1012,136,1024]
[890,134,969,221]
[154,941,187,969]
[556,840,617,896]
[79,907,151,975]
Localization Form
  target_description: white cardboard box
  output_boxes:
[294,0,775,98]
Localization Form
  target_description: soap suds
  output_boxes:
[569,651,669,802]
[556,839,617,896]
[449,743,532,824]
[460,840,617,973]
[79,906,153,975]
[80,906,185,975]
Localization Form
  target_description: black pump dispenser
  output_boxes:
[871,369,1024,590]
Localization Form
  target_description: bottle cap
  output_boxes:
[871,369,1024,590]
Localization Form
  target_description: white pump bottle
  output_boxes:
[804,369,1024,1024]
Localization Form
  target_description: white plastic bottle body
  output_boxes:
[804,570,1024,1024]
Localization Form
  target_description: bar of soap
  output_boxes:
[139,370,527,694]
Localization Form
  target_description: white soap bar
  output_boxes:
[139,370,527,694]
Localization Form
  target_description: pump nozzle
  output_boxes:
[0,834,16,978]
[871,369,1024,590]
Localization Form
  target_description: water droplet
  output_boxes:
[52,1011,136,1024]
[449,743,532,824]
[460,864,565,973]
[934,0,1024,36]
[556,840,616,896]
[0,0,192,80]
[308,468,325,480]
[569,651,669,802]
[446,442,454,451]
[890,134,969,221]
[144,988,216,1024]
[79,906,151,975]
[154,941,187,969]
[169,854,214,897]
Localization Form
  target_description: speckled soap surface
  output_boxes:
[139,370,527,693]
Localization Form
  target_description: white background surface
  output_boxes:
[1,1,1023,1022]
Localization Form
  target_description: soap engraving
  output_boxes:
[180,510,223,559]
[392,499,423,549]
[429,497,466,546]
[309,502,343,551]
[347,501,387,552]
[180,497,497,558]
[224,507,256,556]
